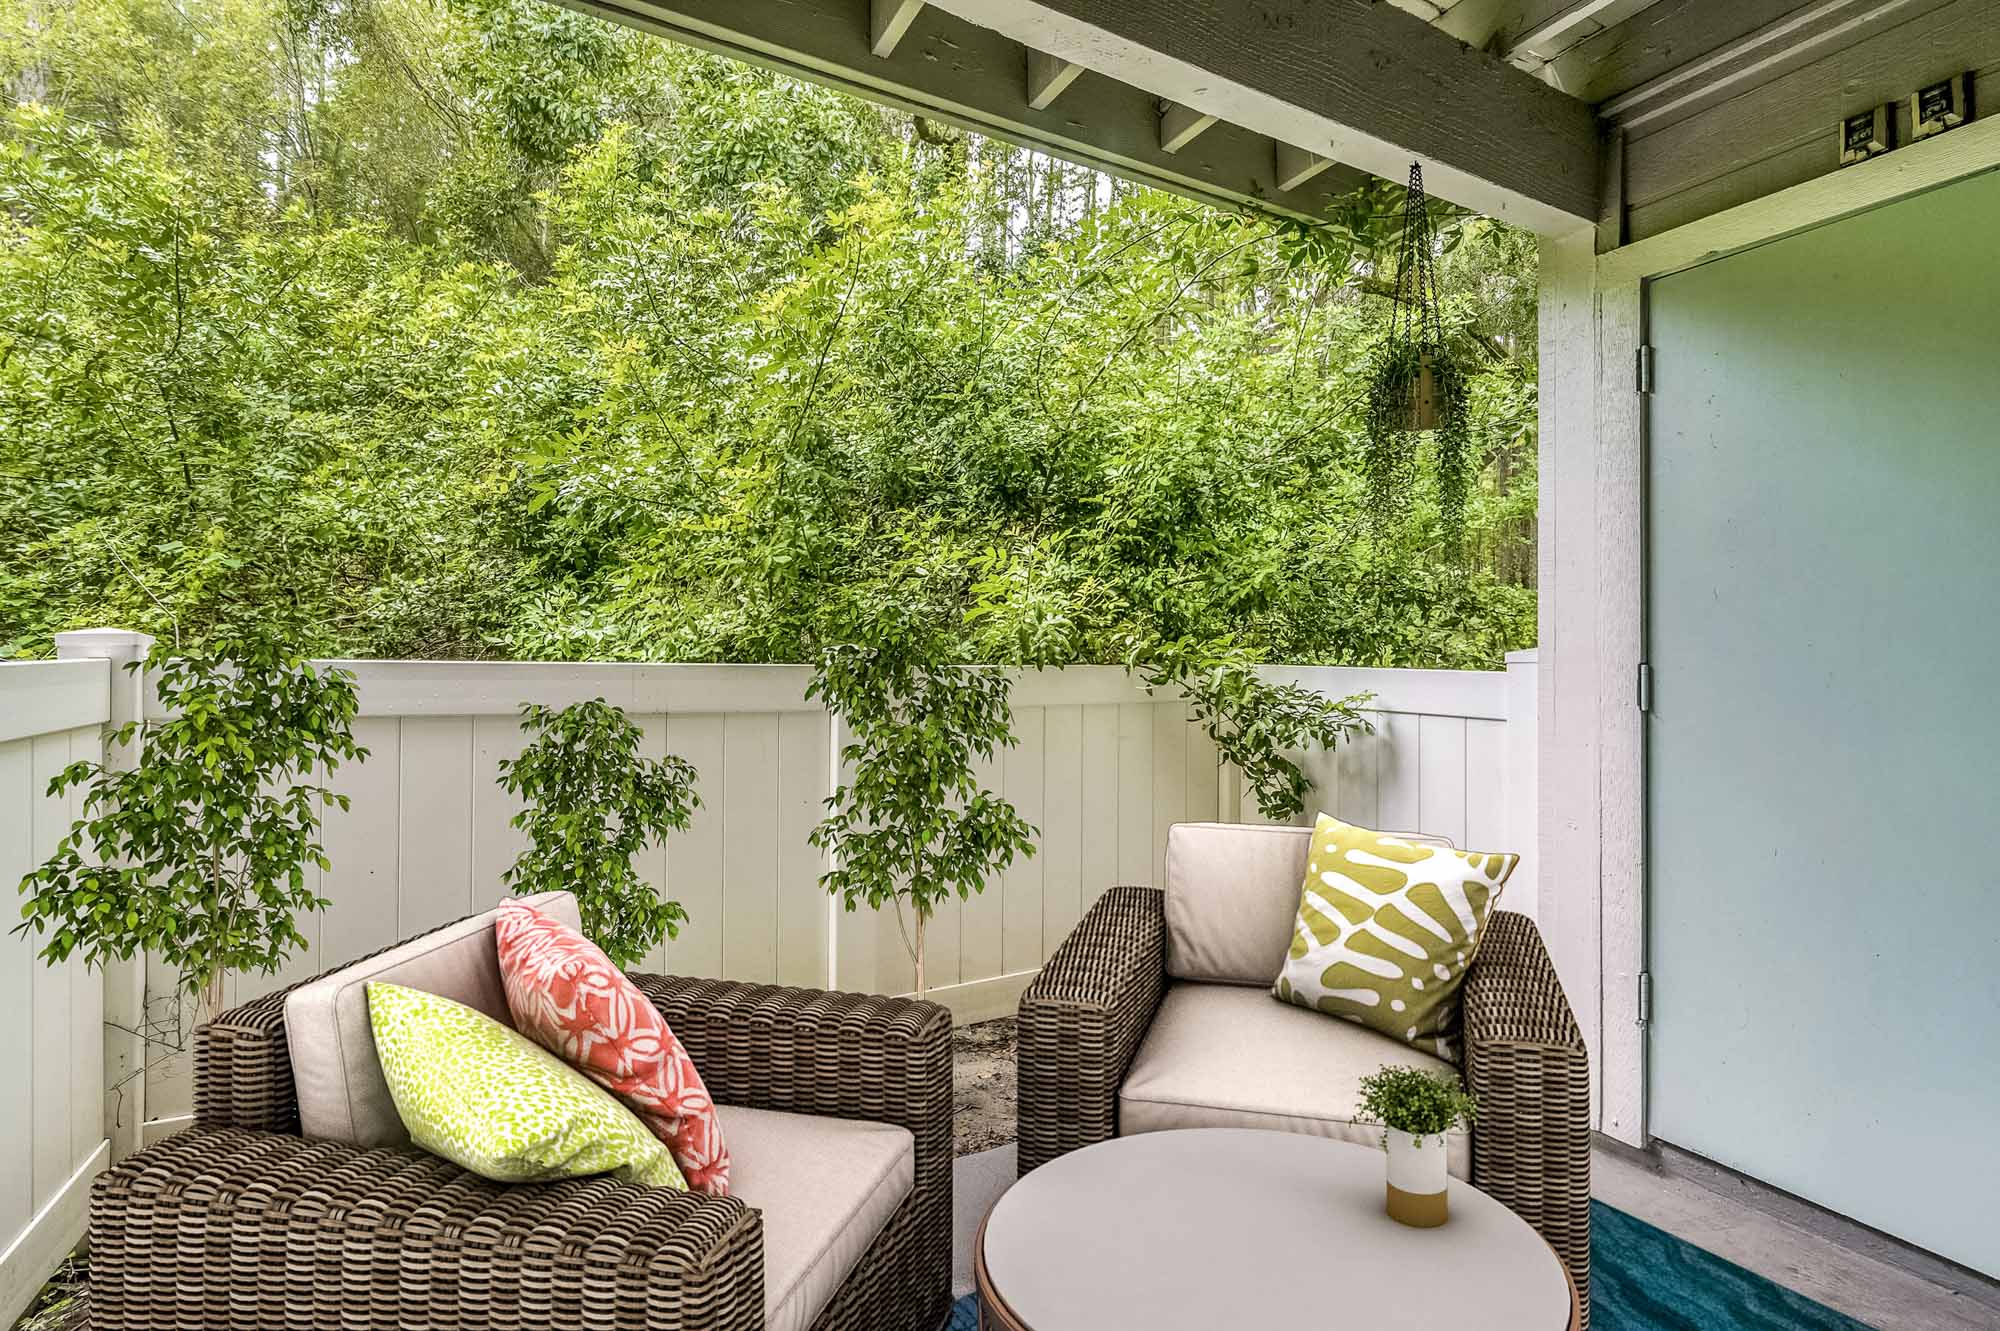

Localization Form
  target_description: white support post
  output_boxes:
[1158,101,1217,154]
[1026,49,1084,110]
[54,628,154,1163]
[1502,648,1540,921]
[869,0,926,58]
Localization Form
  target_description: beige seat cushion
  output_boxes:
[717,1104,915,1331]
[1118,982,1471,1179]
[284,891,580,1146]
[1164,822,1454,986]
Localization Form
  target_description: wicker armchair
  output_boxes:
[1018,874,1591,1324]
[90,970,953,1331]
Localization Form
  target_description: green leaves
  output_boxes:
[807,592,1037,991]
[1355,1065,1478,1142]
[1,0,1536,679]
[13,637,365,1001]
[497,698,699,969]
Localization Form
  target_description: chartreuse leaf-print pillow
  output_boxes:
[367,982,685,1189]
[1272,815,1516,1061]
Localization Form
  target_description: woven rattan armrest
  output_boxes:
[88,1127,762,1331]
[1013,885,1167,1175]
[1462,909,1593,1327]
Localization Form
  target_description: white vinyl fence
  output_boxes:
[0,633,1537,1311]
[0,653,115,1327]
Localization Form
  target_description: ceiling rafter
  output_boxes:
[870,0,927,57]
[1026,49,1084,108]
[1158,101,1217,153]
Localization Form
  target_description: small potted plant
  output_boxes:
[1356,1065,1478,1228]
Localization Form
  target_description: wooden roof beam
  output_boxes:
[1159,102,1217,153]
[557,0,1375,224]
[931,0,1601,232]
[870,0,926,58]
[1026,49,1084,109]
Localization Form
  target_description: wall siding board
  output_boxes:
[1116,702,1154,886]
[397,717,475,937]
[633,715,673,974]
[1417,715,1469,846]
[1464,719,1509,851]
[721,712,781,984]
[1334,727,1381,828]
[959,747,1005,985]
[319,717,403,968]
[775,711,829,989]
[0,740,34,1245]
[28,734,72,1205]
[665,715,728,980]
[1040,705,1085,955]
[1079,704,1120,911]
[1000,709,1046,976]
[1184,711,1221,826]
[1149,702,1186,886]
[1374,712,1423,832]
[471,714,532,915]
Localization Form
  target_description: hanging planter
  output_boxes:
[1361,163,1473,544]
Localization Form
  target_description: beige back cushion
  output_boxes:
[1163,822,1453,986]
[284,890,581,1146]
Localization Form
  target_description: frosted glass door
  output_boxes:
[1646,168,2000,1276]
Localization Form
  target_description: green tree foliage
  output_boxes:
[808,586,1039,996]
[0,0,1536,676]
[498,699,699,967]
[14,638,365,1012]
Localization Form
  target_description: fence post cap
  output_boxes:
[54,628,156,658]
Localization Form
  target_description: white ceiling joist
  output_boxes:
[870,0,927,58]
[559,0,1374,224]
[1026,49,1084,108]
[1274,142,1334,192]
[929,0,1600,232]
[1159,101,1218,153]
[1506,0,1666,67]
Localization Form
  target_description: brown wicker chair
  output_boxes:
[89,970,953,1331]
[1017,876,1592,1325]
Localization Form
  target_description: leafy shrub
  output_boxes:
[498,699,700,968]
[16,638,365,1013]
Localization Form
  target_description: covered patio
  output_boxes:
[4,1,1998,1328]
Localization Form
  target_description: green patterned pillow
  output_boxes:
[1272,814,1517,1061]
[367,981,685,1189]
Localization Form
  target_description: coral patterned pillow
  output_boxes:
[494,901,730,1195]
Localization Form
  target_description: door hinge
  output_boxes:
[1637,662,1654,713]
[1636,345,1656,394]
[1637,972,1653,1026]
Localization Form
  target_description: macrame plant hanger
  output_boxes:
[1388,161,1444,431]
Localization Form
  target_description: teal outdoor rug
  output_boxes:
[948,1200,1870,1330]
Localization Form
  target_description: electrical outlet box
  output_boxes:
[1838,105,1892,166]
[1911,73,1975,142]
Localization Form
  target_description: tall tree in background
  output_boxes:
[0,0,1538,676]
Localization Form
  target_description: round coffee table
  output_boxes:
[976,1129,1577,1331]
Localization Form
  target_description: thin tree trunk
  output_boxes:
[913,907,926,996]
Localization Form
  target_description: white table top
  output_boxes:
[981,1129,1573,1331]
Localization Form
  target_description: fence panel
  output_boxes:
[0,659,111,1328]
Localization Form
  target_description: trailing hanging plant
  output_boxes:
[1362,163,1476,544]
